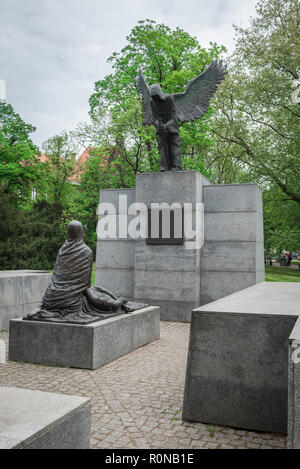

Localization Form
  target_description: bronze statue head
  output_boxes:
[150,84,166,102]
[67,220,84,240]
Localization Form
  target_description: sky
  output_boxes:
[0,0,258,148]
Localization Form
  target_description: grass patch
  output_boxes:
[91,262,95,285]
[207,425,215,438]
[169,408,181,422]
[265,266,300,282]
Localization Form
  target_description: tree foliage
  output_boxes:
[0,183,65,270]
[0,102,41,203]
[40,131,78,203]
[206,0,300,250]
[88,20,226,184]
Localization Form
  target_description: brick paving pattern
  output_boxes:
[0,322,287,449]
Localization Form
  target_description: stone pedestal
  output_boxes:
[9,306,160,369]
[133,171,207,322]
[95,171,264,322]
[182,282,300,440]
[0,387,91,449]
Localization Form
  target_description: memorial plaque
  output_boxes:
[146,207,184,245]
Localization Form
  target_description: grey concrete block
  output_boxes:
[9,319,95,369]
[204,212,258,242]
[94,267,134,297]
[256,270,266,283]
[183,312,295,433]
[256,241,265,273]
[92,308,160,368]
[0,387,91,449]
[288,318,300,449]
[9,306,160,369]
[0,304,22,331]
[21,274,51,304]
[200,271,258,306]
[96,240,135,270]
[183,282,300,434]
[0,436,21,449]
[203,184,263,213]
[132,299,199,322]
[94,170,265,324]
[0,271,51,330]
[136,171,207,205]
[134,269,201,303]
[97,214,138,240]
[256,210,264,243]
[135,242,200,272]
[201,241,257,272]
[0,276,22,308]
[99,188,136,213]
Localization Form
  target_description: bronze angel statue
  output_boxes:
[137,60,227,171]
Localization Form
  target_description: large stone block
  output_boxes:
[99,188,136,214]
[94,267,135,298]
[0,305,22,332]
[0,275,22,308]
[97,215,138,240]
[200,270,258,306]
[183,282,300,435]
[288,319,300,449]
[9,306,160,369]
[96,240,135,270]
[202,241,258,272]
[134,269,200,303]
[0,271,51,331]
[203,183,262,213]
[135,242,201,272]
[204,212,259,242]
[256,242,265,272]
[136,170,209,206]
[0,387,91,449]
[133,299,198,323]
[21,273,51,304]
[95,171,265,323]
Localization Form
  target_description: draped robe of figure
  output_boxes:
[24,221,143,324]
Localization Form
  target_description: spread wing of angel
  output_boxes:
[137,60,227,171]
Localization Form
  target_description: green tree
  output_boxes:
[0,102,41,204]
[0,182,65,270]
[206,0,300,250]
[41,131,78,203]
[88,19,226,184]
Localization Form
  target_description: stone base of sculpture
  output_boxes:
[95,171,265,322]
[9,306,160,369]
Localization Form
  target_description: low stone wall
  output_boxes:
[0,386,91,449]
[0,270,50,331]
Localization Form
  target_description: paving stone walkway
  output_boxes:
[0,322,287,449]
